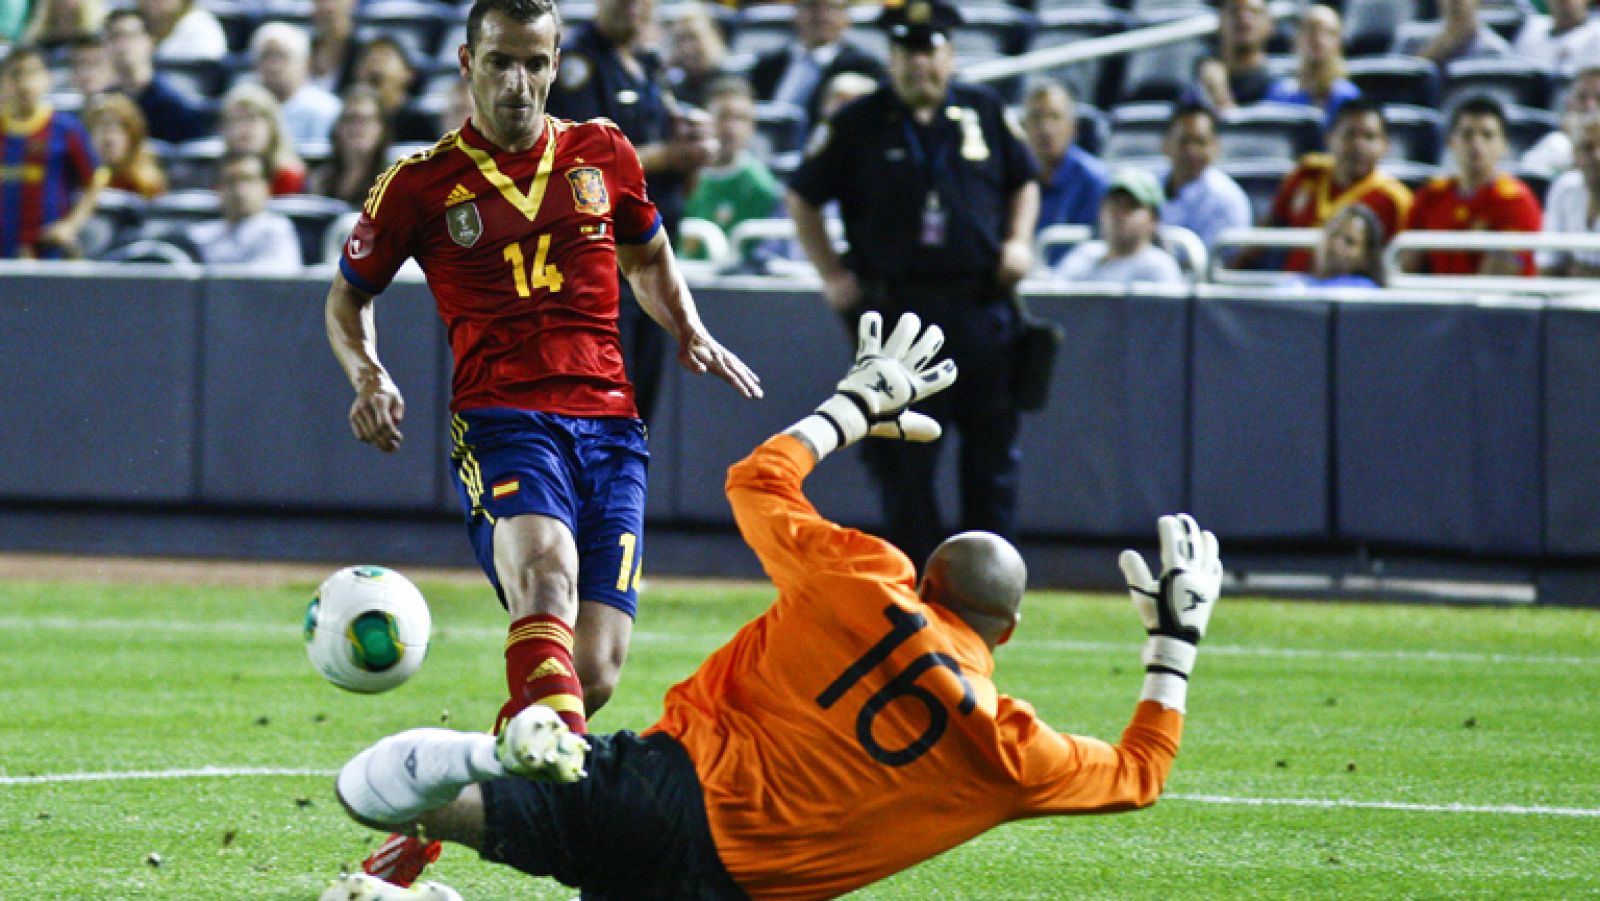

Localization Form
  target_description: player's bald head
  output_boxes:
[920,531,1026,647]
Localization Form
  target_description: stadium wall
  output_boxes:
[1,270,1596,604]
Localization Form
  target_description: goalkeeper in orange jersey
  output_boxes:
[328,311,1225,901]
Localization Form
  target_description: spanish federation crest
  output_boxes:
[566,167,611,215]
[446,201,482,247]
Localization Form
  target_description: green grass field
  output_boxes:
[2,570,1598,899]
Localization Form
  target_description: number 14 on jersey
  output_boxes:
[503,235,564,297]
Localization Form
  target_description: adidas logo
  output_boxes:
[445,183,476,207]
[526,657,571,681]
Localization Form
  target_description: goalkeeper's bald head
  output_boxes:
[919,531,1027,649]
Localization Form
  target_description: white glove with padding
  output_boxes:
[1118,513,1222,712]
[790,311,958,461]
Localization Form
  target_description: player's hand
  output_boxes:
[37,221,82,257]
[828,310,959,438]
[680,331,763,399]
[1119,514,1221,689]
[350,373,405,453]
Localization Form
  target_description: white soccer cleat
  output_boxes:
[317,872,462,901]
[495,704,590,783]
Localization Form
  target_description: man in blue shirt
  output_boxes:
[1158,103,1252,252]
[1024,80,1107,246]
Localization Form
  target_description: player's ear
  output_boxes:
[458,43,471,80]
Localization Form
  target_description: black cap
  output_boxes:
[877,0,963,50]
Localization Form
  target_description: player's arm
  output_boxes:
[729,311,957,584]
[325,272,404,453]
[616,228,762,399]
[1018,514,1222,814]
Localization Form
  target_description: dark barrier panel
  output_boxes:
[671,288,882,528]
[1190,296,1331,539]
[198,278,448,512]
[1544,305,1600,556]
[1022,291,1188,538]
[1336,301,1542,555]
[0,273,199,502]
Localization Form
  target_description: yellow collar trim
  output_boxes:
[454,117,561,222]
[3,104,54,137]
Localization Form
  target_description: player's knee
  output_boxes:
[577,661,619,713]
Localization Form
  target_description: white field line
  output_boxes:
[2,767,1596,819]
[1,616,1595,666]
[1163,793,1600,818]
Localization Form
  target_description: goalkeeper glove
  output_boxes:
[789,311,958,461]
[1118,513,1222,712]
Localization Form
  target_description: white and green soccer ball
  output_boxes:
[303,565,431,694]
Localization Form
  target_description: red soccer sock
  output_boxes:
[499,614,588,736]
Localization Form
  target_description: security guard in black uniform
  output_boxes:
[545,0,715,423]
[786,0,1040,566]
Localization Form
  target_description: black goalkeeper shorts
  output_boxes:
[479,730,747,900]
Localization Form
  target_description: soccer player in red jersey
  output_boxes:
[324,0,761,884]
[1405,95,1543,277]
[0,47,104,259]
[1265,99,1412,272]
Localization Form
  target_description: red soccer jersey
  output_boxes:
[1406,173,1543,276]
[1268,154,1413,272]
[340,116,661,417]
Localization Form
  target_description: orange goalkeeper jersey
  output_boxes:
[646,435,1185,900]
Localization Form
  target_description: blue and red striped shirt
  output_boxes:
[1,105,100,259]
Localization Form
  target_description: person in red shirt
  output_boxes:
[324,0,762,884]
[1266,98,1412,272]
[1405,95,1543,276]
[328,311,1226,901]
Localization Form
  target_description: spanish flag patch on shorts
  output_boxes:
[491,479,520,500]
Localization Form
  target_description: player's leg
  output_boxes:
[571,417,648,714]
[493,513,589,736]
[574,600,633,713]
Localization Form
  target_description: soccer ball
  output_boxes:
[303,565,431,694]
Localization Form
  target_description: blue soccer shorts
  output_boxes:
[449,408,648,617]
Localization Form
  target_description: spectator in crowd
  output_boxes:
[104,8,210,143]
[308,0,361,94]
[1263,4,1358,126]
[188,151,303,269]
[1265,98,1412,272]
[138,0,225,62]
[1401,0,1512,66]
[0,46,103,260]
[1289,203,1386,288]
[749,0,886,125]
[21,0,103,51]
[818,69,877,120]
[1521,66,1600,178]
[67,32,116,97]
[787,0,1038,569]
[310,85,388,207]
[1056,168,1186,286]
[435,77,473,135]
[83,92,166,198]
[220,82,306,195]
[665,3,731,110]
[1187,0,1276,111]
[547,0,718,424]
[353,34,432,142]
[1405,95,1542,276]
[1159,103,1251,252]
[0,0,26,44]
[684,76,783,260]
[1539,114,1600,277]
[1024,80,1108,244]
[1513,0,1600,76]
[251,20,342,151]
